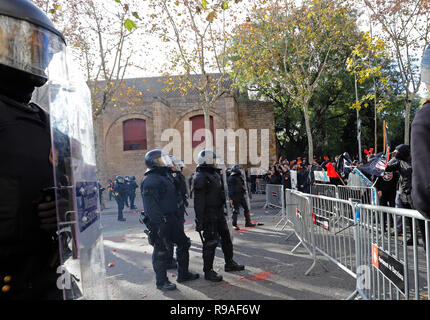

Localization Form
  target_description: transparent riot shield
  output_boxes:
[219,165,235,241]
[32,47,108,300]
[240,168,252,212]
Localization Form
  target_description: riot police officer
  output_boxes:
[0,0,67,300]
[128,176,138,210]
[228,165,256,230]
[113,176,128,221]
[124,176,131,208]
[165,156,189,269]
[194,150,245,282]
[142,150,199,291]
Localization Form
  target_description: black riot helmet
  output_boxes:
[197,150,219,168]
[0,0,66,90]
[231,164,243,176]
[115,175,124,184]
[145,149,173,172]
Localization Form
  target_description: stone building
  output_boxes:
[93,75,276,185]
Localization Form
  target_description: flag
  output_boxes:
[383,121,391,167]
[336,152,354,178]
[357,152,387,177]
[325,162,340,178]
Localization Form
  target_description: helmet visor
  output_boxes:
[0,14,65,80]
[156,153,174,168]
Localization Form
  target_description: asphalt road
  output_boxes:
[100,194,356,300]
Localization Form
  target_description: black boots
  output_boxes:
[157,280,177,291]
[204,270,223,282]
[177,271,200,283]
[245,212,256,227]
[225,260,245,272]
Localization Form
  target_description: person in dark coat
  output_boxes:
[412,44,430,222]
[227,164,255,230]
[193,150,245,282]
[128,176,138,210]
[142,150,198,291]
[113,176,128,221]
[0,0,68,300]
[297,163,310,193]
[165,156,189,270]
[386,145,426,247]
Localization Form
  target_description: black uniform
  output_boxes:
[194,166,235,273]
[227,173,252,227]
[128,178,138,210]
[142,167,192,287]
[166,170,189,268]
[113,180,128,221]
[0,96,61,300]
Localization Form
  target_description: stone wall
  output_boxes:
[94,91,276,186]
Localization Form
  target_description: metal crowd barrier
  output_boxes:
[310,184,338,198]
[337,185,378,206]
[350,204,430,300]
[284,190,319,275]
[307,193,357,278]
[264,184,284,215]
[273,187,430,300]
[256,179,266,194]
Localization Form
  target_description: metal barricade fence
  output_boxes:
[337,185,378,206]
[307,193,357,279]
[256,178,266,194]
[284,190,318,275]
[264,184,284,216]
[351,204,430,300]
[267,186,430,300]
[310,184,338,198]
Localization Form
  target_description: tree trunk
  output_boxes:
[374,78,377,154]
[404,97,412,145]
[202,105,212,150]
[303,98,313,164]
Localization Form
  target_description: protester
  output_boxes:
[385,145,426,247]
[411,44,430,222]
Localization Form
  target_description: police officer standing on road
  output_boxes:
[128,176,138,210]
[228,164,256,231]
[194,150,245,282]
[113,176,128,221]
[142,150,199,291]
[0,0,68,300]
[165,156,189,270]
[124,176,131,208]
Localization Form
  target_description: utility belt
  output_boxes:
[139,211,177,246]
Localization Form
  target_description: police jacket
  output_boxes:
[172,171,188,210]
[0,96,55,277]
[227,173,245,201]
[113,182,129,202]
[385,157,412,205]
[128,180,138,195]
[411,100,430,219]
[142,167,179,225]
[193,166,226,223]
